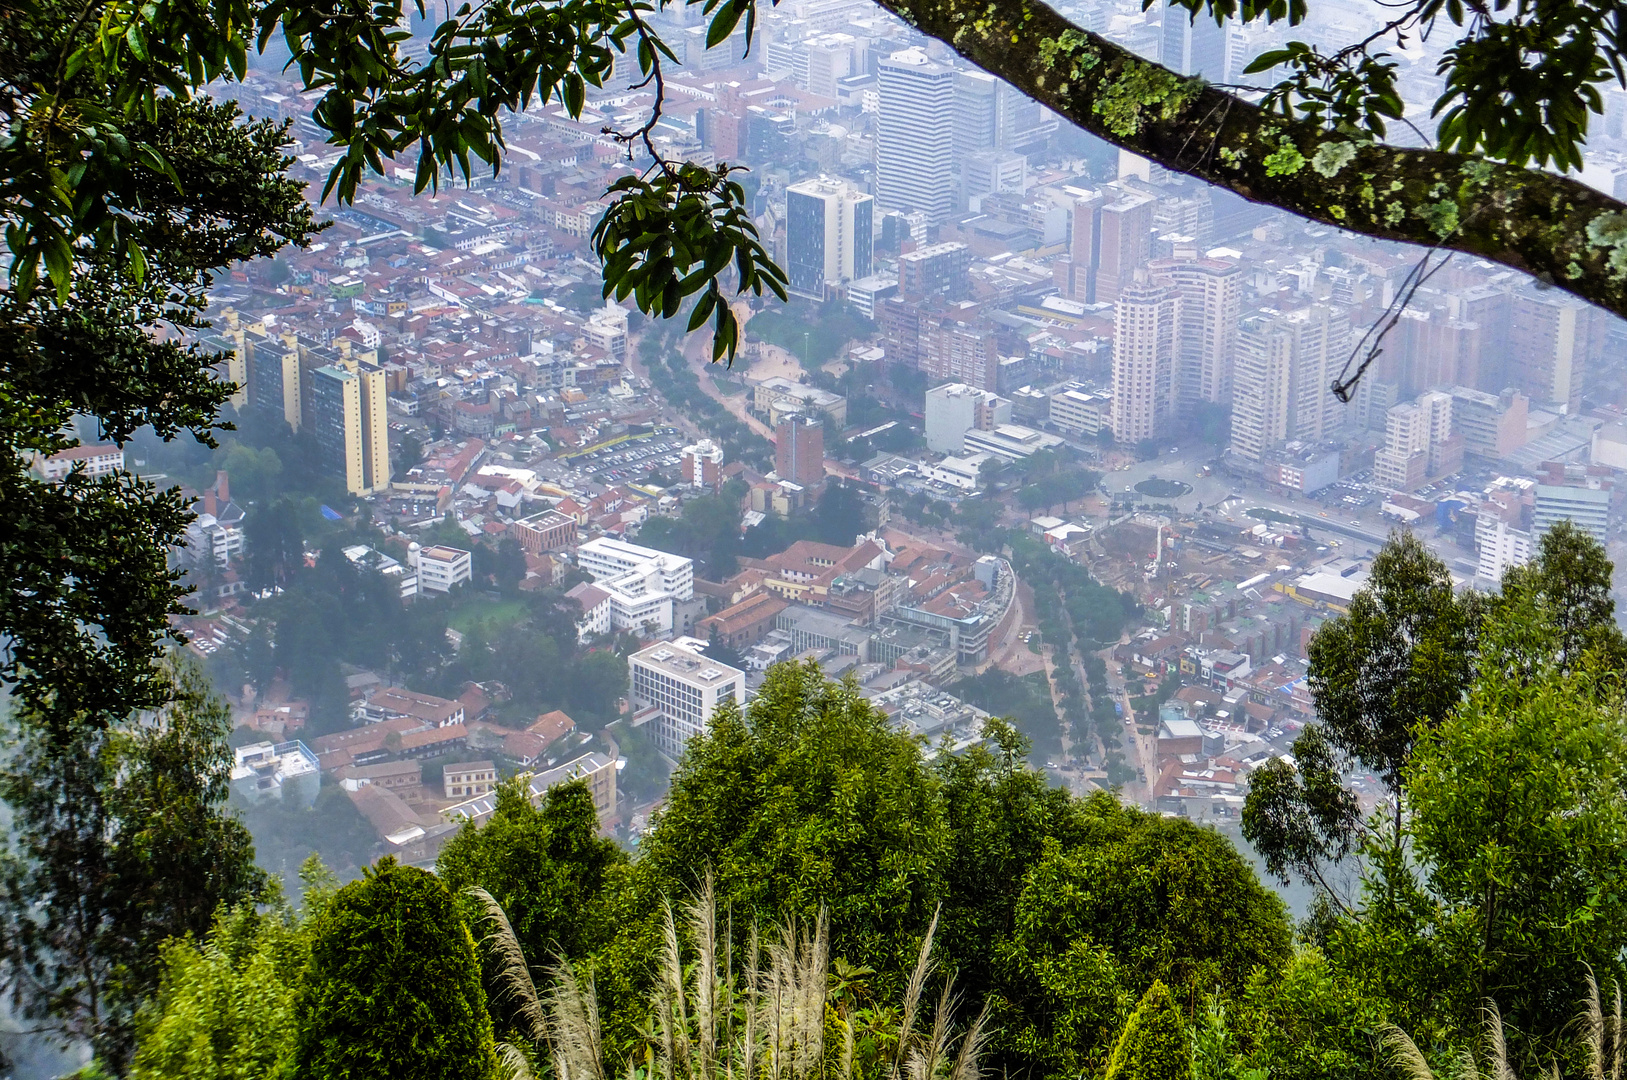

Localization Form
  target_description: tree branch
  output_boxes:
[871,0,1627,320]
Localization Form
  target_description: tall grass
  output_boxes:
[1381,973,1623,1080]
[468,876,991,1080]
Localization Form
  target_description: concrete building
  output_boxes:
[1048,387,1111,436]
[1069,185,1155,304]
[776,414,826,487]
[680,439,725,490]
[897,242,972,302]
[1148,255,1241,411]
[310,361,390,495]
[1229,305,1351,463]
[876,49,956,224]
[1374,391,1457,492]
[1450,386,1529,459]
[753,376,847,426]
[629,638,747,758]
[412,544,473,593]
[962,424,1064,460]
[1533,483,1611,542]
[1511,290,1593,411]
[576,536,696,634]
[1111,277,1180,445]
[787,176,874,301]
[248,332,303,431]
[925,382,1012,454]
[230,740,319,807]
[1475,515,1532,582]
[442,751,618,830]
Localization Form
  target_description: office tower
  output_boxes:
[680,439,724,490]
[1069,185,1155,304]
[964,151,1028,206]
[249,332,303,432]
[953,70,1059,160]
[1148,255,1242,411]
[953,70,1000,158]
[876,48,955,224]
[1111,278,1180,444]
[310,362,390,496]
[1230,311,1292,462]
[1458,282,1513,391]
[1161,3,1228,77]
[629,639,746,758]
[1511,289,1593,411]
[897,242,971,302]
[776,414,825,487]
[786,176,874,301]
[924,382,1012,453]
[1533,482,1611,543]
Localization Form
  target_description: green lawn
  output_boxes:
[445,596,528,634]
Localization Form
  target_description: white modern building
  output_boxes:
[411,544,473,593]
[876,49,956,224]
[575,536,695,634]
[963,424,1065,461]
[925,382,1011,454]
[1049,388,1111,436]
[1111,277,1180,444]
[1533,483,1611,543]
[629,637,747,758]
[786,176,874,301]
[230,740,320,807]
[1475,516,1532,582]
[922,453,993,490]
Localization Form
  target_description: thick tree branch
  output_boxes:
[874,0,1627,320]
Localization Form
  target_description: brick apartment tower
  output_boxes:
[775,414,825,488]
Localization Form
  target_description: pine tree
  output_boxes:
[1104,981,1193,1080]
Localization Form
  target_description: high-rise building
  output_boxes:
[1147,255,1242,411]
[924,382,1012,453]
[1110,278,1180,444]
[1511,289,1594,411]
[680,439,724,490]
[1283,305,1352,445]
[1161,3,1228,77]
[310,362,389,496]
[876,49,955,224]
[249,331,303,432]
[919,310,1001,392]
[1069,185,1155,304]
[1230,311,1293,462]
[786,176,874,301]
[952,69,1058,159]
[1373,390,1457,491]
[629,638,746,758]
[776,414,825,487]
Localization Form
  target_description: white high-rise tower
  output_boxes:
[876,49,955,224]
